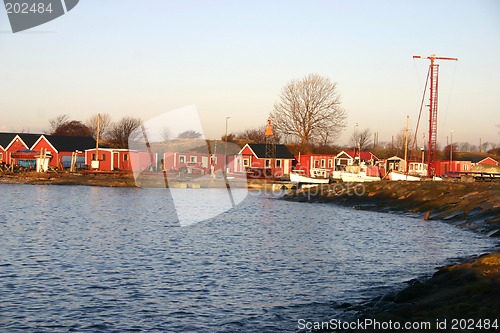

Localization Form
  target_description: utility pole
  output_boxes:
[413,54,458,177]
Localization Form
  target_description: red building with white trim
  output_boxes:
[237,143,295,176]
[0,133,40,165]
[32,135,95,169]
[294,154,336,177]
[334,150,379,170]
[435,160,472,176]
[163,151,236,174]
[85,148,154,171]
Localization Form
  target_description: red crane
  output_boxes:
[413,54,458,177]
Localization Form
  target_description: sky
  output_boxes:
[1,0,499,147]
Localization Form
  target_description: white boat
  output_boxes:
[290,170,329,184]
[341,172,381,182]
[388,171,421,181]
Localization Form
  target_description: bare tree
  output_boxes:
[235,126,282,144]
[350,128,372,151]
[86,113,112,141]
[108,116,143,148]
[393,128,414,157]
[270,74,347,148]
[160,127,171,142]
[48,114,70,134]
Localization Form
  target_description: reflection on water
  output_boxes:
[0,185,495,332]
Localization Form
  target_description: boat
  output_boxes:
[339,164,381,182]
[388,170,421,181]
[341,172,381,182]
[290,170,329,184]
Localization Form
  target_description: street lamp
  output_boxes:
[450,130,454,172]
[354,123,359,164]
[225,116,230,174]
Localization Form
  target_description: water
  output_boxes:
[0,185,496,332]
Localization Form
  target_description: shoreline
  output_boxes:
[285,181,499,331]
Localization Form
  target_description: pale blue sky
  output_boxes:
[1,0,499,146]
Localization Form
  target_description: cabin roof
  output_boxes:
[451,154,498,164]
[40,135,96,152]
[337,150,379,160]
[240,143,295,159]
[0,133,16,148]
[0,132,42,150]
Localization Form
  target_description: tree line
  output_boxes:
[48,114,203,148]
[47,73,498,158]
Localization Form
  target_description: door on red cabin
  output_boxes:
[113,152,119,170]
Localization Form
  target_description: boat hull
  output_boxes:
[388,171,421,181]
[290,172,329,184]
[341,173,381,182]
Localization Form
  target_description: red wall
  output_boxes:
[435,160,472,176]
[31,137,61,168]
[478,157,498,166]
[295,154,336,176]
[85,150,113,171]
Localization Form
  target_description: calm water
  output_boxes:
[0,185,496,332]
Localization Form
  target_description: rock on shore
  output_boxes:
[356,252,500,332]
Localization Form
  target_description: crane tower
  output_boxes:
[264,119,276,177]
[413,54,458,177]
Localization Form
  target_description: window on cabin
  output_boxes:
[321,159,326,168]
[265,159,271,168]
[0,152,3,161]
[124,154,129,161]
[91,153,96,161]
[102,154,106,161]
[190,156,197,163]
[328,159,333,168]
[179,155,186,163]
[243,158,249,167]
[276,159,281,168]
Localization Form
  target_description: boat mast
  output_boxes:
[413,54,458,177]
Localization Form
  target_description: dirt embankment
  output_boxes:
[288,181,500,235]
[0,171,137,187]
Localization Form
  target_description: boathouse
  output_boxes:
[334,151,379,170]
[294,154,336,177]
[237,143,295,176]
[435,159,472,176]
[0,133,41,165]
[474,156,498,166]
[163,151,236,174]
[85,148,154,171]
[32,135,96,169]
